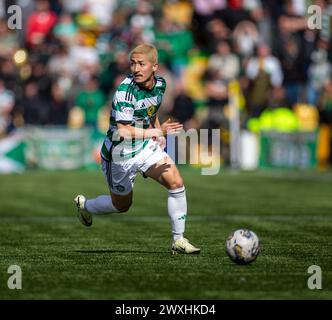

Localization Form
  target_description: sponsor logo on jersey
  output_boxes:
[147,105,156,117]
[121,106,133,115]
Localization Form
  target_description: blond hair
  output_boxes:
[129,44,158,64]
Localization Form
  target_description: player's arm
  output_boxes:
[113,83,182,139]
[150,115,167,149]
[117,119,183,140]
[151,115,161,129]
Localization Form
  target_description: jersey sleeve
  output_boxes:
[112,90,135,123]
[156,76,167,94]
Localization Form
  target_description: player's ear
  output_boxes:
[152,63,158,72]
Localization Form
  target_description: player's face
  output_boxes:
[130,53,158,85]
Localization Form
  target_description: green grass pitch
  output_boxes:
[0,167,331,299]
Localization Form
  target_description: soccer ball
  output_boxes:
[226,229,260,264]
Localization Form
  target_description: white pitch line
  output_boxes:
[255,171,332,182]
[0,215,332,222]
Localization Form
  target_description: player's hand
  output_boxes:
[160,119,183,136]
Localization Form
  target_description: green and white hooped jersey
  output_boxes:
[101,74,166,161]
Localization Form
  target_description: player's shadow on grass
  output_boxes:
[75,249,165,254]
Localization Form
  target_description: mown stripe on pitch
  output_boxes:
[1,215,332,222]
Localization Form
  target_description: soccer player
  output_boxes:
[74,44,200,254]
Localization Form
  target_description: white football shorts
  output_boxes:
[101,138,168,195]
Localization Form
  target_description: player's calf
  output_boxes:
[111,192,133,213]
[114,203,131,213]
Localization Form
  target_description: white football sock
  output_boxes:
[85,195,119,214]
[168,186,187,241]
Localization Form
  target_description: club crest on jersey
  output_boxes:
[147,105,156,117]
[115,185,125,192]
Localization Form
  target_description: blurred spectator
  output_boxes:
[214,0,253,30]
[278,35,307,107]
[318,80,332,125]
[275,0,314,107]
[155,16,194,77]
[171,80,197,131]
[130,0,155,43]
[277,0,307,35]
[192,0,226,17]
[99,50,130,97]
[207,40,240,81]
[26,0,57,48]
[245,42,283,116]
[205,18,231,53]
[29,60,52,99]
[61,0,87,15]
[68,32,100,84]
[320,0,332,42]
[75,76,106,128]
[0,79,15,136]
[191,0,227,48]
[47,44,76,101]
[86,0,118,28]
[75,4,99,33]
[244,0,264,22]
[0,58,17,92]
[0,1,5,19]
[307,39,332,106]
[163,0,194,27]
[154,63,175,121]
[48,81,69,125]
[20,80,50,125]
[17,0,35,46]
[171,78,199,164]
[53,13,78,46]
[318,80,332,166]
[289,0,307,17]
[203,68,228,129]
[48,44,75,77]
[233,20,260,58]
[0,18,18,59]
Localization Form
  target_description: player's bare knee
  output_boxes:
[167,177,184,190]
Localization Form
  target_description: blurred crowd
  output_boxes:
[0,0,332,141]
